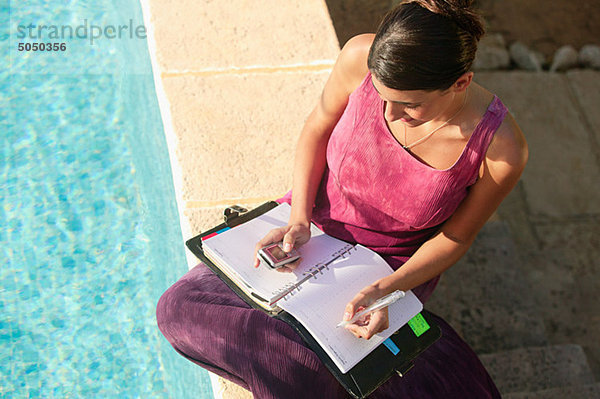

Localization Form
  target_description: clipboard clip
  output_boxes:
[223,205,248,225]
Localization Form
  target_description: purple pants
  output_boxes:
[157,263,500,398]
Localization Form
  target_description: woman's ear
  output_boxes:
[453,72,473,92]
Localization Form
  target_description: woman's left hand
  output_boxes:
[343,284,390,340]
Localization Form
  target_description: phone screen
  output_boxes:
[267,245,287,260]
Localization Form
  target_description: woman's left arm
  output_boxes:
[345,114,529,339]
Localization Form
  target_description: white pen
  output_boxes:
[336,290,406,328]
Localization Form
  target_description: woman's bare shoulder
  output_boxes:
[335,34,375,94]
[486,107,529,179]
[469,83,528,173]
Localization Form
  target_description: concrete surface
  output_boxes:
[505,383,600,399]
[476,71,600,217]
[150,0,339,71]
[426,221,548,353]
[480,344,595,394]
[141,1,600,397]
[162,71,329,203]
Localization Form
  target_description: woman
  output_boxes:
[157,1,528,397]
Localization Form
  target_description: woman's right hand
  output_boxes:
[253,223,311,272]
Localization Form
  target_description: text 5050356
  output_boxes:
[18,43,66,51]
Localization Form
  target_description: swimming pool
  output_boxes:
[2,1,213,397]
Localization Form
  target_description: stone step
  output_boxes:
[427,221,547,353]
[480,344,595,394]
[504,383,600,399]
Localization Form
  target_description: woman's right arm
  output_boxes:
[253,34,373,268]
[289,34,372,229]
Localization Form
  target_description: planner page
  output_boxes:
[277,245,423,373]
[202,203,353,303]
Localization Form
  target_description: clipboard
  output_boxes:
[185,201,441,398]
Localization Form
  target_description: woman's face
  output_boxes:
[371,75,456,127]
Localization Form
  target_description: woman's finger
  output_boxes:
[281,230,296,253]
[364,310,389,339]
[281,224,311,254]
[345,323,369,339]
[274,257,302,273]
[344,308,389,340]
[253,227,288,267]
[343,291,368,321]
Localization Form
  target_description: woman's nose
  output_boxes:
[384,102,404,122]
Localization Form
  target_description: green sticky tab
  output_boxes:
[408,313,430,337]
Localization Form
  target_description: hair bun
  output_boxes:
[436,0,476,16]
[443,0,475,9]
[406,0,484,41]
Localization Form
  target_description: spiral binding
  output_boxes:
[270,244,356,304]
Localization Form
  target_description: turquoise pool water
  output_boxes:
[2,1,213,397]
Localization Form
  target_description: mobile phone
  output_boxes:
[257,242,300,269]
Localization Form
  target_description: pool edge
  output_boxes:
[138,1,219,399]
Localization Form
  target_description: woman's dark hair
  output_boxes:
[368,0,485,91]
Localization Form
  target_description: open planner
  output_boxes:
[186,201,441,398]
[201,203,422,373]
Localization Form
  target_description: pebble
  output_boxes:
[473,34,510,70]
[509,41,542,72]
[550,45,579,72]
[474,35,599,72]
[579,44,600,69]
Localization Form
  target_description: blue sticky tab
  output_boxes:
[383,338,400,355]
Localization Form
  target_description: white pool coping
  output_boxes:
[138,2,221,398]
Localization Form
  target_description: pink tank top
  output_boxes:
[281,72,507,301]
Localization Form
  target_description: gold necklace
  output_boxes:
[402,89,468,151]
